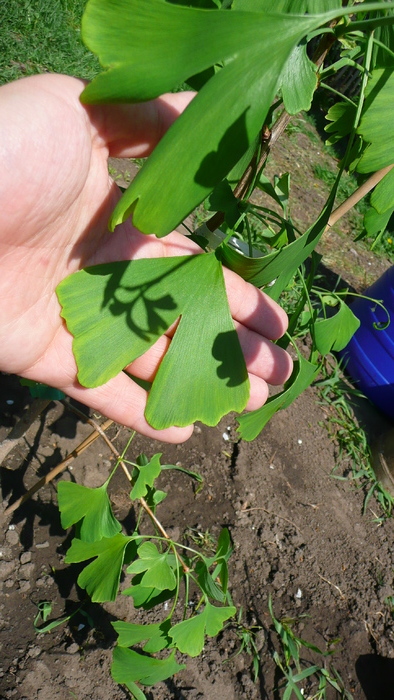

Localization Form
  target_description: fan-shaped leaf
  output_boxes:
[57,253,249,429]
[58,481,121,543]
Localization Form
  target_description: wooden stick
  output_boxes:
[3,418,113,516]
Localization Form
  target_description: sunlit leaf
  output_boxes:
[195,561,226,602]
[325,101,357,145]
[218,190,336,299]
[169,602,236,656]
[370,166,394,213]
[363,203,394,238]
[130,454,162,500]
[280,42,317,115]
[58,480,121,542]
[127,542,177,591]
[357,66,394,173]
[237,354,319,441]
[113,619,172,652]
[57,252,249,429]
[65,534,135,602]
[122,578,176,609]
[112,647,185,686]
[80,0,333,235]
[314,302,360,355]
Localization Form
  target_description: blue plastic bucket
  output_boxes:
[339,265,394,419]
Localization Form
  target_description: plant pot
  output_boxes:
[339,266,394,419]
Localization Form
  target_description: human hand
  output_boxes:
[0,74,292,442]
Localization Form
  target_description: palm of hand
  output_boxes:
[0,74,291,442]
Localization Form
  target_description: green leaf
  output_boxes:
[325,101,357,145]
[314,301,360,355]
[206,179,241,227]
[233,0,341,10]
[127,542,177,591]
[57,253,249,429]
[237,353,319,441]
[112,647,185,686]
[357,66,394,173]
[195,561,226,602]
[130,454,162,500]
[218,189,336,299]
[124,682,147,700]
[280,42,317,115]
[65,534,135,602]
[169,602,236,656]
[364,203,394,238]
[113,619,172,652]
[370,166,394,213]
[58,480,121,543]
[122,579,176,609]
[80,0,328,235]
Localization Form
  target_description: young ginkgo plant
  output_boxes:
[57,445,235,699]
[57,0,394,440]
[54,0,394,697]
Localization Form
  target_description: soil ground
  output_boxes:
[1,123,394,700]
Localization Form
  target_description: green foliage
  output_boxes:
[81,0,333,235]
[57,252,249,428]
[57,447,236,697]
[169,602,236,656]
[58,480,121,542]
[269,597,354,699]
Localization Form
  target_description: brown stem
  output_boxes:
[3,418,113,516]
[205,20,340,233]
[326,164,394,230]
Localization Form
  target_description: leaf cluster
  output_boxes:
[57,450,236,699]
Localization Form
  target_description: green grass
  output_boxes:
[0,0,99,85]
[316,357,394,521]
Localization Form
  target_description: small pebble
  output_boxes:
[6,400,14,405]
[20,552,32,565]
[5,530,19,546]
[66,643,80,655]
[36,541,49,549]
[19,580,31,593]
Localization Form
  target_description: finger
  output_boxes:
[87,92,196,158]
[61,372,194,443]
[126,319,292,387]
[234,321,293,386]
[21,328,193,444]
[245,373,269,411]
[223,267,289,340]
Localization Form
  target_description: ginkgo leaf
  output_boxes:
[112,648,185,686]
[127,542,177,591]
[56,252,249,429]
[65,534,135,602]
[370,166,394,214]
[357,66,394,173]
[218,191,336,300]
[113,619,172,653]
[130,454,162,500]
[80,0,335,235]
[237,354,320,441]
[169,602,236,656]
[314,302,360,356]
[325,101,357,145]
[58,480,121,543]
[280,42,317,115]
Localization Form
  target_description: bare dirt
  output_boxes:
[1,124,394,700]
